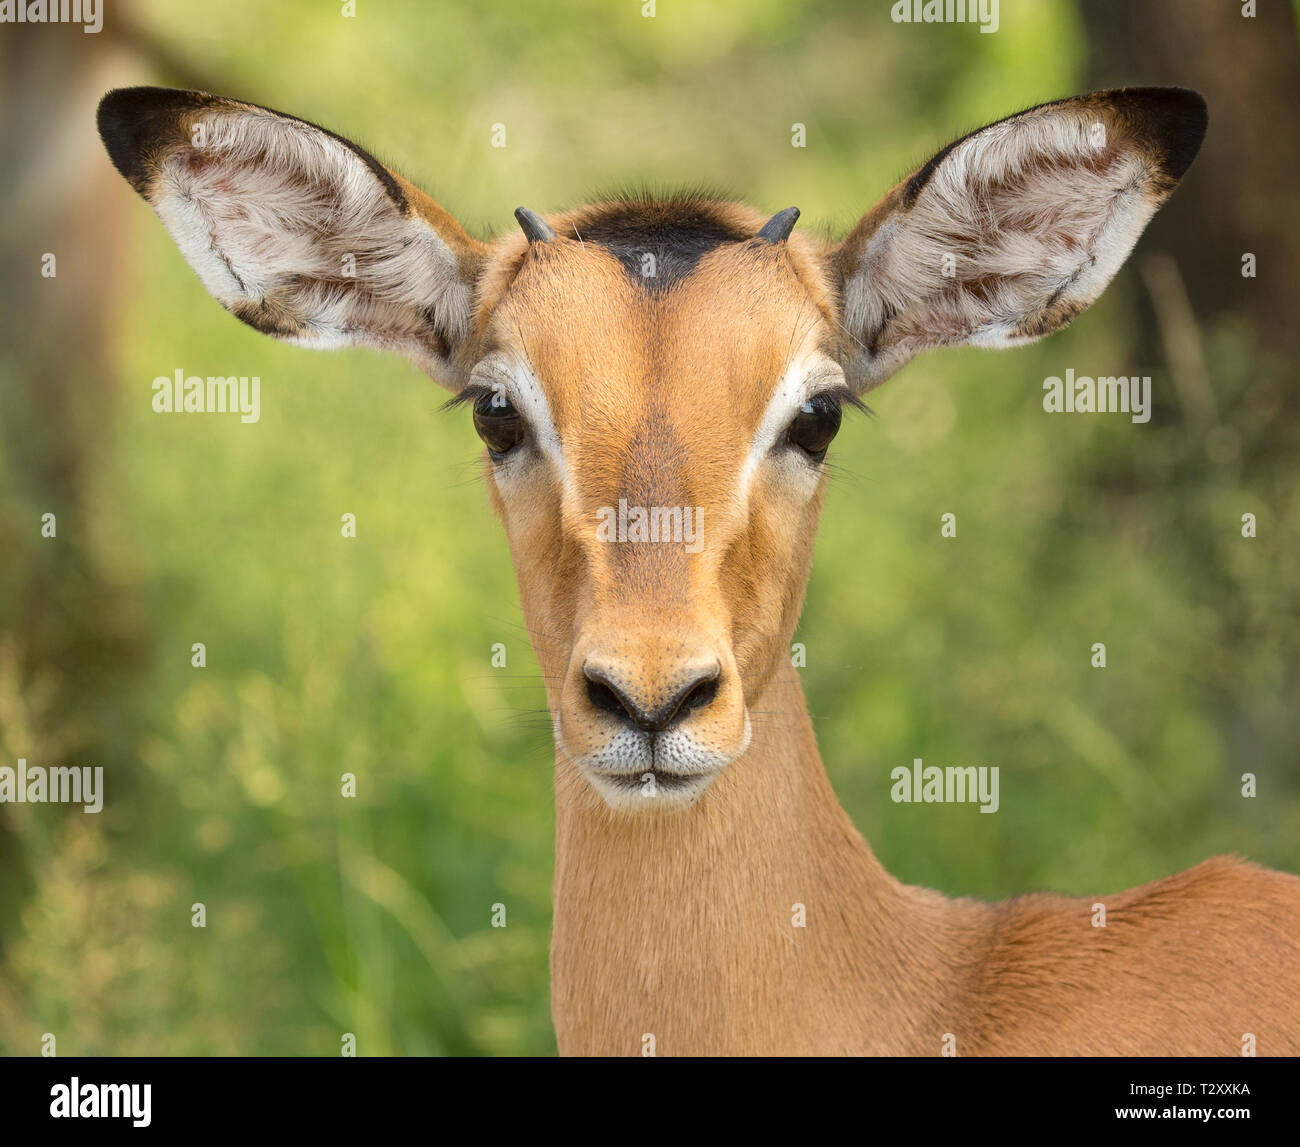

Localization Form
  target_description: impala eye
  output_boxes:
[473,389,526,457]
[787,392,842,460]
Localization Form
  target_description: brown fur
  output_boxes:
[551,669,1300,1055]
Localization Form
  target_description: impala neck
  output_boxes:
[549,658,969,1056]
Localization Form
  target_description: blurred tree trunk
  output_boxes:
[0,21,134,959]
[0,13,224,962]
[1080,0,1300,782]
[1081,0,1300,355]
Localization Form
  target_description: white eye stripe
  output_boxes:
[740,353,846,495]
[472,356,569,488]
[476,353,842,513]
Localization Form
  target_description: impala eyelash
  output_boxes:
[808,383,873,418]
[440,381,498,412]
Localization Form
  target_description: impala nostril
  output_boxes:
[585,672,632,721]
[582,661,721,733]
[679,671,720,716]
[655,666,721,730]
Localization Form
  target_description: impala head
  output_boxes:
[99,85,1205,810]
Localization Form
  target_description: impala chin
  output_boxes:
[560,710,752,811]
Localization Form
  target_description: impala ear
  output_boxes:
[828,87,1207,391]
[97,86,486,388]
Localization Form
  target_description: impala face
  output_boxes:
[97,85,1206,811]
[469,203,851,806]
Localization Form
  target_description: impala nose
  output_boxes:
[583,660,721,733]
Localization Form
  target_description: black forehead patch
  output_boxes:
[571,197,752,293]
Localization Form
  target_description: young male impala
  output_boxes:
[98,84,1300,1057]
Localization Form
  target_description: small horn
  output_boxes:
[514,206,556,244]
[757,206,800,244]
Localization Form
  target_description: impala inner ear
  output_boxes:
[95,85,486,389]
[828,86,1207,392]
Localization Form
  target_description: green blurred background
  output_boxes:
[1,0,1298,1055]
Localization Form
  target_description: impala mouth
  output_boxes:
[582,765,720,808]
[586,766,712,786]
[556,708,751,809]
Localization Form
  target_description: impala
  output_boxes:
[98,84,1300,1056]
